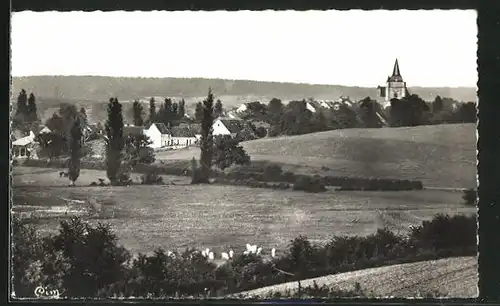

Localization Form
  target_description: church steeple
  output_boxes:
[392,58,401,77]
[388,58,403,82]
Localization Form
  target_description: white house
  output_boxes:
[12,131,36,159]
[143,122,170,149]
[212,118,246,138]
[236,103,248,113]
[167,126,197,148]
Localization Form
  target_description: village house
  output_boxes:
[167,126,197,148]
[11,130,36,159]
[179,123,202,141]
[212,118,246,138]
[143,122,170,148]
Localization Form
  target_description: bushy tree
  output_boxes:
[105,97,125,185]
[212,135,251,170]
[432,95,444,114]
[455,102,476,123]
[389,94,430,127]
[197,88,215,183]
[268,98,284,125]
[132,100,144,126]
[125,134,155,167]
[68,119,83,186]
[194,102,204,122]
[279,100,314,135]
[214,99,223,118]
[359,97,383,128]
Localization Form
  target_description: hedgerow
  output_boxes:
[11,213,476,299]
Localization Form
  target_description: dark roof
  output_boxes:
[152,122,170,134]
[170,127,196,138]
[189,123,202,134]
[123,126,144,136]
[219,119,246,134]
[251,121,271,129]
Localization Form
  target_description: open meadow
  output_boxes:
[12,166,474,257]
[155,124,476,189]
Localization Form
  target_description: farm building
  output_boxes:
[143,122,170,148]
[166,126,197,148]
[12,131,37,159]
[213,118,246,138]
[179,123,202,141]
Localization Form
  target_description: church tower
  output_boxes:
[377,59,408,107]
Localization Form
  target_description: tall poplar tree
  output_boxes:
[197,88,215,183]
[105,97,125,185]
[132,100,144,126]
[149,97,156,124]
[68,119,83,186]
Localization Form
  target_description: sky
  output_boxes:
[11,10,477,87]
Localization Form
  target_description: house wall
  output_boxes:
[144,125,162,148]
[212,119,232,136]
[168,137,197,148]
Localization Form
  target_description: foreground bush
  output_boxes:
[12,212,476,299]
[462,188,477,206]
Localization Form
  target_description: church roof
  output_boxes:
[388,59,404,82]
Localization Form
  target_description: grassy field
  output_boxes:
[155,123,476,189]
[12,166,474,257]
[235,256,477,298]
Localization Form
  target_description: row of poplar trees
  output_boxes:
[67,89,216,186]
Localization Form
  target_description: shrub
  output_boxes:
[11,216,46,297]
[12,213,476,298]
[293,176,327,193]
[408,214,476,254]
[141,171,164,185]
[282,171,296,183]
[262,164,283,182]
[462,188,477,206]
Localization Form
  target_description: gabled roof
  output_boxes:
[218,119,246,134]
[12,136,34,146]
[146,122,170,134]
[170,127,196,138]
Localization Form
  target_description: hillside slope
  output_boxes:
[241,124,476,188]
[153,124,476,188]
[12,76,476,109]
[235,256,477,298]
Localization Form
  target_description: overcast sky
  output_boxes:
[11,10,477,87]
